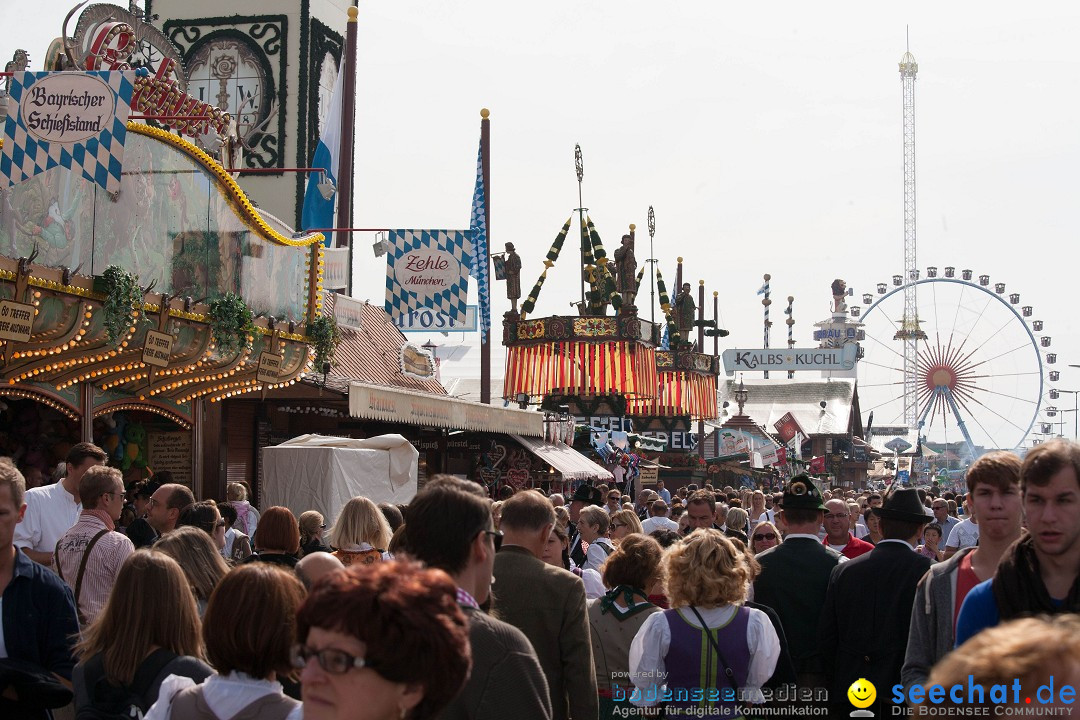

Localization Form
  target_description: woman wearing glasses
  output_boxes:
[608,509,643,544]
[146,562,306,719]
[749,521,782,555]
[294,561,470,720]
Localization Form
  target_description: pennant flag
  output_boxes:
[469,141,491,341]
[384,229,473,323]
[2,71,134,194]
[756,284,768,295]
[302,58,345,246]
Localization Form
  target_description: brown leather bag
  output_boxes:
[168,684,299,720]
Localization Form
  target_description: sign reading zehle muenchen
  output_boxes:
[722,344,858,375]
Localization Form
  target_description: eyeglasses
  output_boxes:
[215,520,226,529]
[610,522,625,530]
[290,644,376,674]
[753,533,777,542]
[477,528,503,551]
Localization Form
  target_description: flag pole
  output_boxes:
[480,108,492,405]
[336,6,359,297]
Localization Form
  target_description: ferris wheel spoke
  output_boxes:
[862,329,906,361]
[949,294,995,358]
[860,381,907,389]
[959,342,1033,373]
[961,393,1030,436]
[952,396,1004,450]
[864,396,906,415]
[966,371,1042,379]
[970,386,1039,406]
[861,359,905,373]
[952,315,1018,367]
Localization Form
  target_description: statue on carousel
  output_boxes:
[613,232,637,308]
[674,282,696,341]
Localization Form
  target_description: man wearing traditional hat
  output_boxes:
[567,484,603,567]
[819,485,932,716]
[753,474,844,690]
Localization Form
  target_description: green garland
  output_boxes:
[306,314,341,370]
[100,265,149,346]
[208,292,256,356]
[521,214,573,317]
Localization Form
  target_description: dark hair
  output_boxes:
[686,489,715,509]
[966,451,1022,493]
[65,442,107,469]
[405,476,490,574]
[80,465,122,510]
[255,506,301,554]
[297,561,471,719]
[378,502,404,533]
[203,563,306,677]
[782,507,822,525]
[500,489,556,532]
[880,518,926,541]
[132,479,158,501]
[1019,440,1080,496]
[177,500,221,536]
[602,534,663,589]
[649,529,682,548]
[924,523,942,537]
[217,501,238,525]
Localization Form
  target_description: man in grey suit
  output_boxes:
[493,491,598,720]
[405,477,551,720]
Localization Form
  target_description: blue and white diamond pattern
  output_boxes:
[469,143,491,342]
[1,71,135,195]
[385,229,473,324]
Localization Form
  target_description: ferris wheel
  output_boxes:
[853,266,1052,455]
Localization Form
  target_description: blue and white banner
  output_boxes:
[469,142,491,342]
[1,71,134,194]
[384,230,473,324]
[301,59,344,246]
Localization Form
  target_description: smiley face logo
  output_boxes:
[847,678,876,710]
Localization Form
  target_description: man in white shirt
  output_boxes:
[943,498,979,559]
[640,500,679,534]
[14,442,106,567]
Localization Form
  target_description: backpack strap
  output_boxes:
[72,528,110,624]
[129,648,179,707]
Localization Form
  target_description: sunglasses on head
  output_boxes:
[753,532,777,542]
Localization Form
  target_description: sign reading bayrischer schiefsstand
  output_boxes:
[1,71,134,194]
[722,344,858,375]
[0,300,35,342]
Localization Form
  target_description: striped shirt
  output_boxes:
[55,511,134,625]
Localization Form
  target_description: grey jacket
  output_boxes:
[901,546,976,688]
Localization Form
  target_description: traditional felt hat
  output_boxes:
[873,486,933,524]
[570,484,603,506]
[780,474,826,511]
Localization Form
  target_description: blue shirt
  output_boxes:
[1,547,79,679]
[955,578,1064,648]
[658,488,672,505]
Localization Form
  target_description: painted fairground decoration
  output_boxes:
[0,3,326,424]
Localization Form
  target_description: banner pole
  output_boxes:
[480,109,492,404]
[336,6,359,300]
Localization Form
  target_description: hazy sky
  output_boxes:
[5,1,1079,449]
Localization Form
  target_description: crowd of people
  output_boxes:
[0,437,1078,719]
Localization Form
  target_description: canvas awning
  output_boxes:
[349,382,543,436]
[511,435,614,481]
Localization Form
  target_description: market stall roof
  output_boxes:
[716,378,860,437]
[510,434,614,481]
[349,382,543,437]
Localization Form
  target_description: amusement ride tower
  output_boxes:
[896,39,926,429]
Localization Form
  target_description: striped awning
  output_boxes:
[626,371,718,420]
[511,435,613,481]
[503,341,657,400]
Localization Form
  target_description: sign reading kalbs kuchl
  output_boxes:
[1,70,134,194]
[722,343,859,375]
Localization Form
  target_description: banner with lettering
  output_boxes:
[1,71,135,194]
[384,229,473,324]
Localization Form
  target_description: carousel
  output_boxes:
[498,148,723,493]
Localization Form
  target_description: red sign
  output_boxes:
[773,412,804,443]
[775,446,787,466]
[809,456,826,474]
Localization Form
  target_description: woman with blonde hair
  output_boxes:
[608,508,643,544]
[749,520,781,555]
[724,506,750,546]
[73,551,211,715]
[329,496,392,566]
[298,510,329,557]
[629,529,779,716]
[154,526,230,615]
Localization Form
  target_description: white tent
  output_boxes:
[260,434,418,526]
